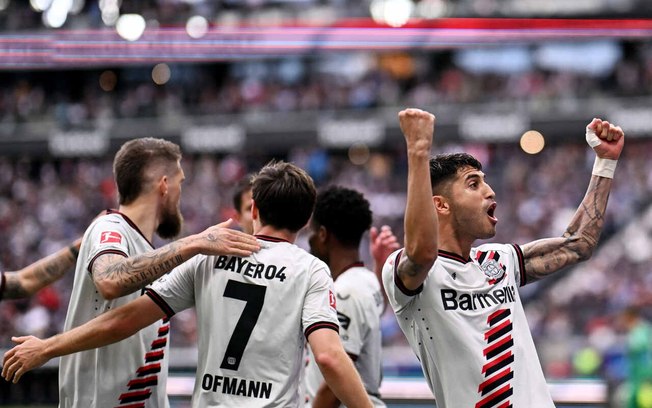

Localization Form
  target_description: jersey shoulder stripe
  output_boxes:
[305,321,339,338]
[510,244,526,286]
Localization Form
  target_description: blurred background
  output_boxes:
[1,0,652,407]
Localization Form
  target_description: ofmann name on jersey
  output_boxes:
[214,255,287,282]
[201,373,273,399]
[441,285,516,311]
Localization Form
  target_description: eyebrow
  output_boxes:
[464,172,485,182]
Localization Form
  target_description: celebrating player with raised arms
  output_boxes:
[3,161,372,408]
[383,108,624,407]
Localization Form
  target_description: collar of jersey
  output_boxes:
[106,208,155,249]
[255,234,290,243]
[338,261,364,275]
[438,249,471,264]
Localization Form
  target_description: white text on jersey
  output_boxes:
[214,255,287,282]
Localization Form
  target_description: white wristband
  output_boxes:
[592,157,617,179]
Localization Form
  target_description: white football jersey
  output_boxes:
[148,235,339,407]
[383,243,554,408]
[303,263,386,407]
[60,210,170,408]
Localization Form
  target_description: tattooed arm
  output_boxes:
[522,118,624,283]
[396,109,438,291]
[93,219,260,300]
[1,238,81,300]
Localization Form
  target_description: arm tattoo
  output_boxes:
[2,250,76,300]
[522,176,611,283]
[94,243,186,297]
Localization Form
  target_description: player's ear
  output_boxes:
[251,200,259,220]
[433,195,450,215]
[158,175,168,197]
[318,225,328,243]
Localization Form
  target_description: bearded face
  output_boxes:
[156,197,183,239]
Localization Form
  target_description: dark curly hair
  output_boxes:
[313,186,372,248]
[429,153,482,195]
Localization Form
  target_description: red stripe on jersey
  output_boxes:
[118,389,152,403]
[482,351,513,374]
[483,335,513,357]
[151,338,167,349]
[487,309,510,325]
[128,375,158,390]
[478,367,513,393]
[136,363,161,376]
[496,401,512,408]
[474,384,512,408]
[158,324,170,336]
[144,350,164,362]
[484,319,511,340]
[114,403,144,408]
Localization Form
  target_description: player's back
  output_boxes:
[155,235,338,407]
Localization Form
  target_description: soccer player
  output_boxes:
[3,161,373,408]
[232,174,254,235]
[0,238,81,301]
[305,186,387,407]
[383,108,624,407]
[31,137,259,408]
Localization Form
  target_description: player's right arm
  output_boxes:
[93,219,259,299]
[2,295,165,384]
[1,238,81,300]
[307,328,373,408]
[396,108,438,291]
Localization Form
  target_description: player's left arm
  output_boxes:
[2,295,165,383]
[521,118,624,283]
[312,381,342,408]
[1,238,81,300]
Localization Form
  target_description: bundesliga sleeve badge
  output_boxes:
[100,230,123,245]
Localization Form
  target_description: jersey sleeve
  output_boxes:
[382,248,420,314]
[146,255,202,318]
[334,285,366,357]
[302,260,339,339]
[84,216,132,275]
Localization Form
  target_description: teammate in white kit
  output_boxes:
[3,161,373,408]
[0,238,81,301]
[1,137,259,408]
[383,109,625,408]
[304,186,389,407]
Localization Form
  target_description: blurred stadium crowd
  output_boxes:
[1,2,652,402]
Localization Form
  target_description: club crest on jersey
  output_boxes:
[100,230,122,245]
[475,250,507,284]
[329,290,336,309]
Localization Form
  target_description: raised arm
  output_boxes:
[93,219,260,299]
[1,238,81,300]
[396,108,438,291]
[521,118,624,283]
[2,295,164,383]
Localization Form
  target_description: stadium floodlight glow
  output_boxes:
[520,130,545,154]
[43,0,72,28]
[152,63,171,85]
[116,13,146,41]
[30,0,52,12]
[186,15,209,39]
[370,0,414,28]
